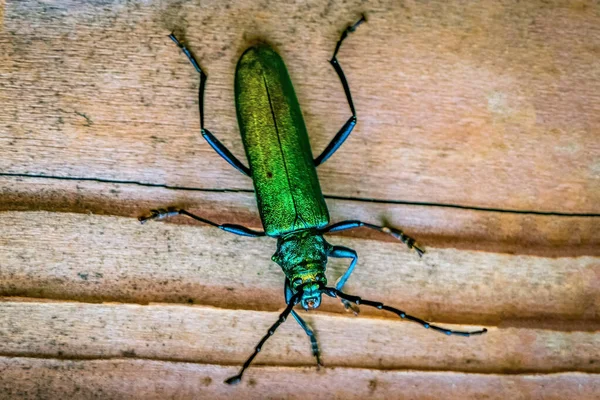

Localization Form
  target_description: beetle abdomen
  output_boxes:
[235,44,329,237]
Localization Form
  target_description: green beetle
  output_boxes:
[141,15,486,384]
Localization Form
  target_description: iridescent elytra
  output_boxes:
[235,43,330,237]
[140,15,487,385]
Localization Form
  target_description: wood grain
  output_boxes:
[1,176,598,257]
[1,0,599,398]
[1,298,599,373]
[0,358,597,400]
[1,212,598,329]
[1,0,599,212]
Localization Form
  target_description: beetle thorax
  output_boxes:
[272,230,329,286]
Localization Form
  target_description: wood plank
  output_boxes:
[1,1,599,398]
[1,0,599,213]
[1,176,598,257]
[0,357,598,400]
[0,212,598,329]
[0,300,598,374]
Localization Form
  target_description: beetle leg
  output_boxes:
[328,245,360,315]
[291,311,322,366]
[314,15,366,167]
[285,280,322,367]
[169,33,251,176]
[321,220,424,257]
[139,208,265,237]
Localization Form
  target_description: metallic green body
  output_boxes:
[272,230,329,308]
[235,44,330,237]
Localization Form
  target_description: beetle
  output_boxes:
[140,15,487,385]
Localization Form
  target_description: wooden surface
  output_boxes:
[1,0,599,398]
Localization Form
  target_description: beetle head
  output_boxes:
[290,273,327,310]
[272,231,330,309]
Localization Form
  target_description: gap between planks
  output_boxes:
[0,357,598,400]
[0,299,599,374]
[2,1,600,215]
[1,176,599,257]
[1,211,599,329]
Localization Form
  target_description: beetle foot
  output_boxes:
[138,208,180,224]
[381,226,425,257]
[413,244,425,257]
[342,299,360,315]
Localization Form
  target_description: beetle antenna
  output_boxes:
[224,291,303,385]
[322,287,487,337]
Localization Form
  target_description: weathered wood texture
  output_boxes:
[1,211,599,329]
[1,0,599,398]
[1,0,599,212]
[1,358,598,400]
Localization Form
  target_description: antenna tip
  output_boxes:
[224,375,242,385]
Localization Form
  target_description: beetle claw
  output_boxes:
[414,244,425,257]
[139,210,157,224]
[342,299,360,315]
[139,208,180,224]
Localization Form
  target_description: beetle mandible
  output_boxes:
[140,15,487,385]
